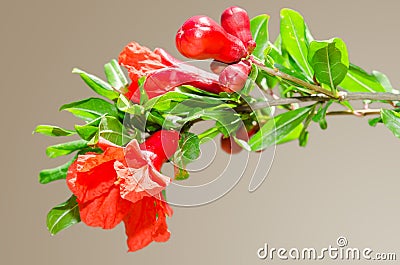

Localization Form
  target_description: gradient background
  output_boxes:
[1,0,399,264]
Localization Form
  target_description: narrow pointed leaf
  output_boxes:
[372,71,398,94]
[381,109,400,139]
[104,59,128,91]
[47,195,81,235]
[99,116,132,146]
[280,8,313,79]
[250,14,270,60]
[249,106,311,151]
[39,156,77,184]
[60,98,119,122]
[46,140,88,158]
[34,125,75,137]
[340,64,385,93]
[72,68,119,100]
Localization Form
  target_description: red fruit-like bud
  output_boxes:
[140,130,180,169]
[218,60,252,92]
[220,124,259,154]
[176,15,247,63]
[220,125,249,154]
[221,6,256,53]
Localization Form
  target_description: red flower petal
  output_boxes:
[115,161,171,204]
[123,196,172,252]
[119,41,167,100]
[67,147,126,203]
[78,186,133,229]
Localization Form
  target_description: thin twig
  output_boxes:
[251,60,338,98]
[236,93,400,112]
[326,109,381,117]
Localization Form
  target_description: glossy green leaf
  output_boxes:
[179,132,200,164]
[313,101,333,130]
[202,109,241,137]
[60,98,119,122]
[138,77,148,105]
[74,116,103,140]
[298,104,317,147]
[250,14,270,60]
[98,116,132,146]
[104,59,128,91]
[280,8,313,79]
[47,195,80,235]
[75,124,98,141]
[46,140,88,158]
[39,156,77,184]
[276,123,303,145]
[249,106,311,151]
[368,117,382,127]
[198,127,220,143]
[381,109,400,138]
[372,71,398,94]
[72,68,119,100]
[117,94,145,115]
[34,125,75,137]
[340,64,386,93]
[308,38,349,90]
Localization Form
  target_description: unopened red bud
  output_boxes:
[221,6,256,53]
[218,60,251,92]
[176,15,247,63]
[220,124,259,154]
[139,130,180,169]
[145,67,228,96]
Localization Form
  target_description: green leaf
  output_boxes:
[198,127,220,143]
[60,98,119,122]
[250,14,270,60]
[46,139,88,158]
[381,109,400,138]
[280,8,313,79]
[308,38,349,90]
[174,166,190,181]
[75,124,99,141]
[98,116,132,146]
[298,103,317,147]
[368,117,382,127]
[117,94,145,115]
[39,156,77,184]
[276,123,303,145]
[138,76,148,105]
[104,59,128,91]
[313,101,333,130]
[179,132,200,164]
[34,125,75,137]
[201,109,241,137]
[249,106,311,151]
[372,71,398,94]
[72,68,119,100]
[47,195,81,235]
[340,64,386,93]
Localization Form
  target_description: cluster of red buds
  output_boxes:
[175,6,255,92]
[175,7,259,154]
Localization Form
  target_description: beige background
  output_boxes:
[1,0,400,264]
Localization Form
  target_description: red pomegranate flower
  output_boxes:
[66,130,179,251]
[118,41,228,102]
